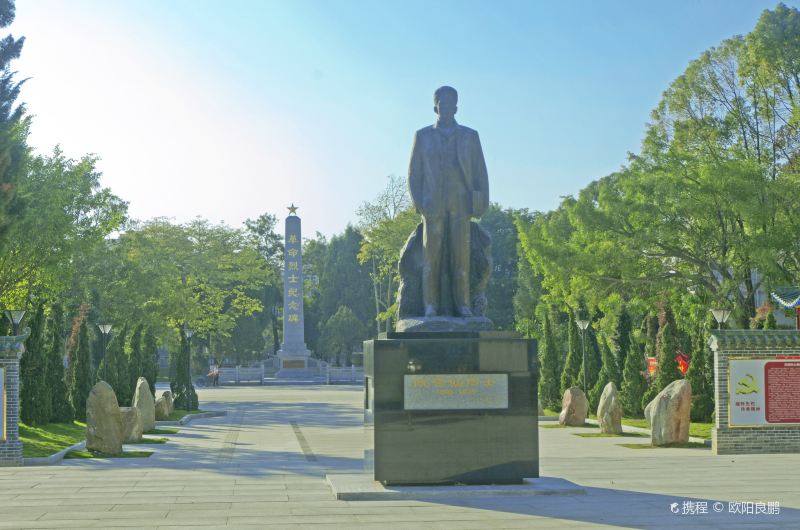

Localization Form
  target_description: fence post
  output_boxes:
[235,366,240,384]
[261,363,265,384]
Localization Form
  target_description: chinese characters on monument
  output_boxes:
[277,204,310,373]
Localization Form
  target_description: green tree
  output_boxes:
[0,0,28,247]
[45,302,72,422]
[357,175,418,332]
[538,311,560,409]
[612,307,632,384]
[20,304,48,425]
[642,303,682,410]
[69,320,92,422]
[588,338,619,412]
[480,204,521,329]
[99,324,129,405]
[1,150,126,304]
[560,314,580,395]
[576,308,602,398]
[142,327,158,396]
[319,226,375,337]
[318,306,368,365]
[686,316,714,422]
[620,330,647,417]
[127,324,144,395]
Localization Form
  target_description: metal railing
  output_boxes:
[325,365,364,385]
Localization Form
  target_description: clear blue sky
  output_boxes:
[9,0,794,237]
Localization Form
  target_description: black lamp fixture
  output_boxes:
[5,310,26,336]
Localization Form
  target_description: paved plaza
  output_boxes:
[0,385,799,529]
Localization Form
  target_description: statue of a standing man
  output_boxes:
[408,86,489,318]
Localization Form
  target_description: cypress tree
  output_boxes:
[20,304,48,425]
[538,312,560,410]
[45,303,72,422]
[620,330,647,417]
[687,317,713,422]
[142,327,158,396]
[100,324,129,405]
[589,338,619,411]
[764,311,777,330]
[128,324,144,396]
[560,314,581,395]
[0,0,28,243]
[69,321,92,422]
[642,302,681,410]
[577,316,602,397]
[613,307,632,384]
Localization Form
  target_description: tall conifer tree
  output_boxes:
[69,321,92,422]
[20,304,48,425]
[538,312,560,409]
[45,303,72,422]
[560,313,581,395]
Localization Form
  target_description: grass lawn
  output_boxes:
[125,437,168,444]
[145,427,179,435]
[19,421,86,458]
[617,442,708,450]
[574,432,647,438]
[65,450,153,459]
[541,423,598,429]
[165,408,207,421]
[543,410,714,440]
[620,418,713,440]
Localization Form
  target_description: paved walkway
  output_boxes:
[1,385,799,529]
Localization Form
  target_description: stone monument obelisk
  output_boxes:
[277,204,311,377]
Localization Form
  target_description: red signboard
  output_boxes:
[765,361,800,423]
[647,357,657,377]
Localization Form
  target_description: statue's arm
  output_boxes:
[408,131,424,213]
[472,131,489,217]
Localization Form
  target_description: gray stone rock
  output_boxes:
[558,387,588,426]
[397,222,493,322]
[120,406,143,442]
[162,390,175,415]
[132,377,155,432]
[597,382,623,434]
[645,379,692,446]
[155,396,170,421]
[86,381,123,455]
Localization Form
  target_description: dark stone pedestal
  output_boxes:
[364,331,538,485]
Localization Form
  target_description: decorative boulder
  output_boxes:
[645,379,692,446]
[155,397,170,420]
[86,381,123,455]
[162,390,175,415]
[120,406,143,442]
[597,382,623,434]
[558,387,588,426]
[132,377,155,432]
[396,221,493,325]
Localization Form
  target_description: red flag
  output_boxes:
[676,351,689,375]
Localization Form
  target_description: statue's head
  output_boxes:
[434,86,458,122]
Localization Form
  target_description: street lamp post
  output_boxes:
[4,310,26,336]
[710,309,731,330]
[576,319,590,393]
[98,324,112,381]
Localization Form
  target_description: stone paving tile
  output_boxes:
[2,385,800,529]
